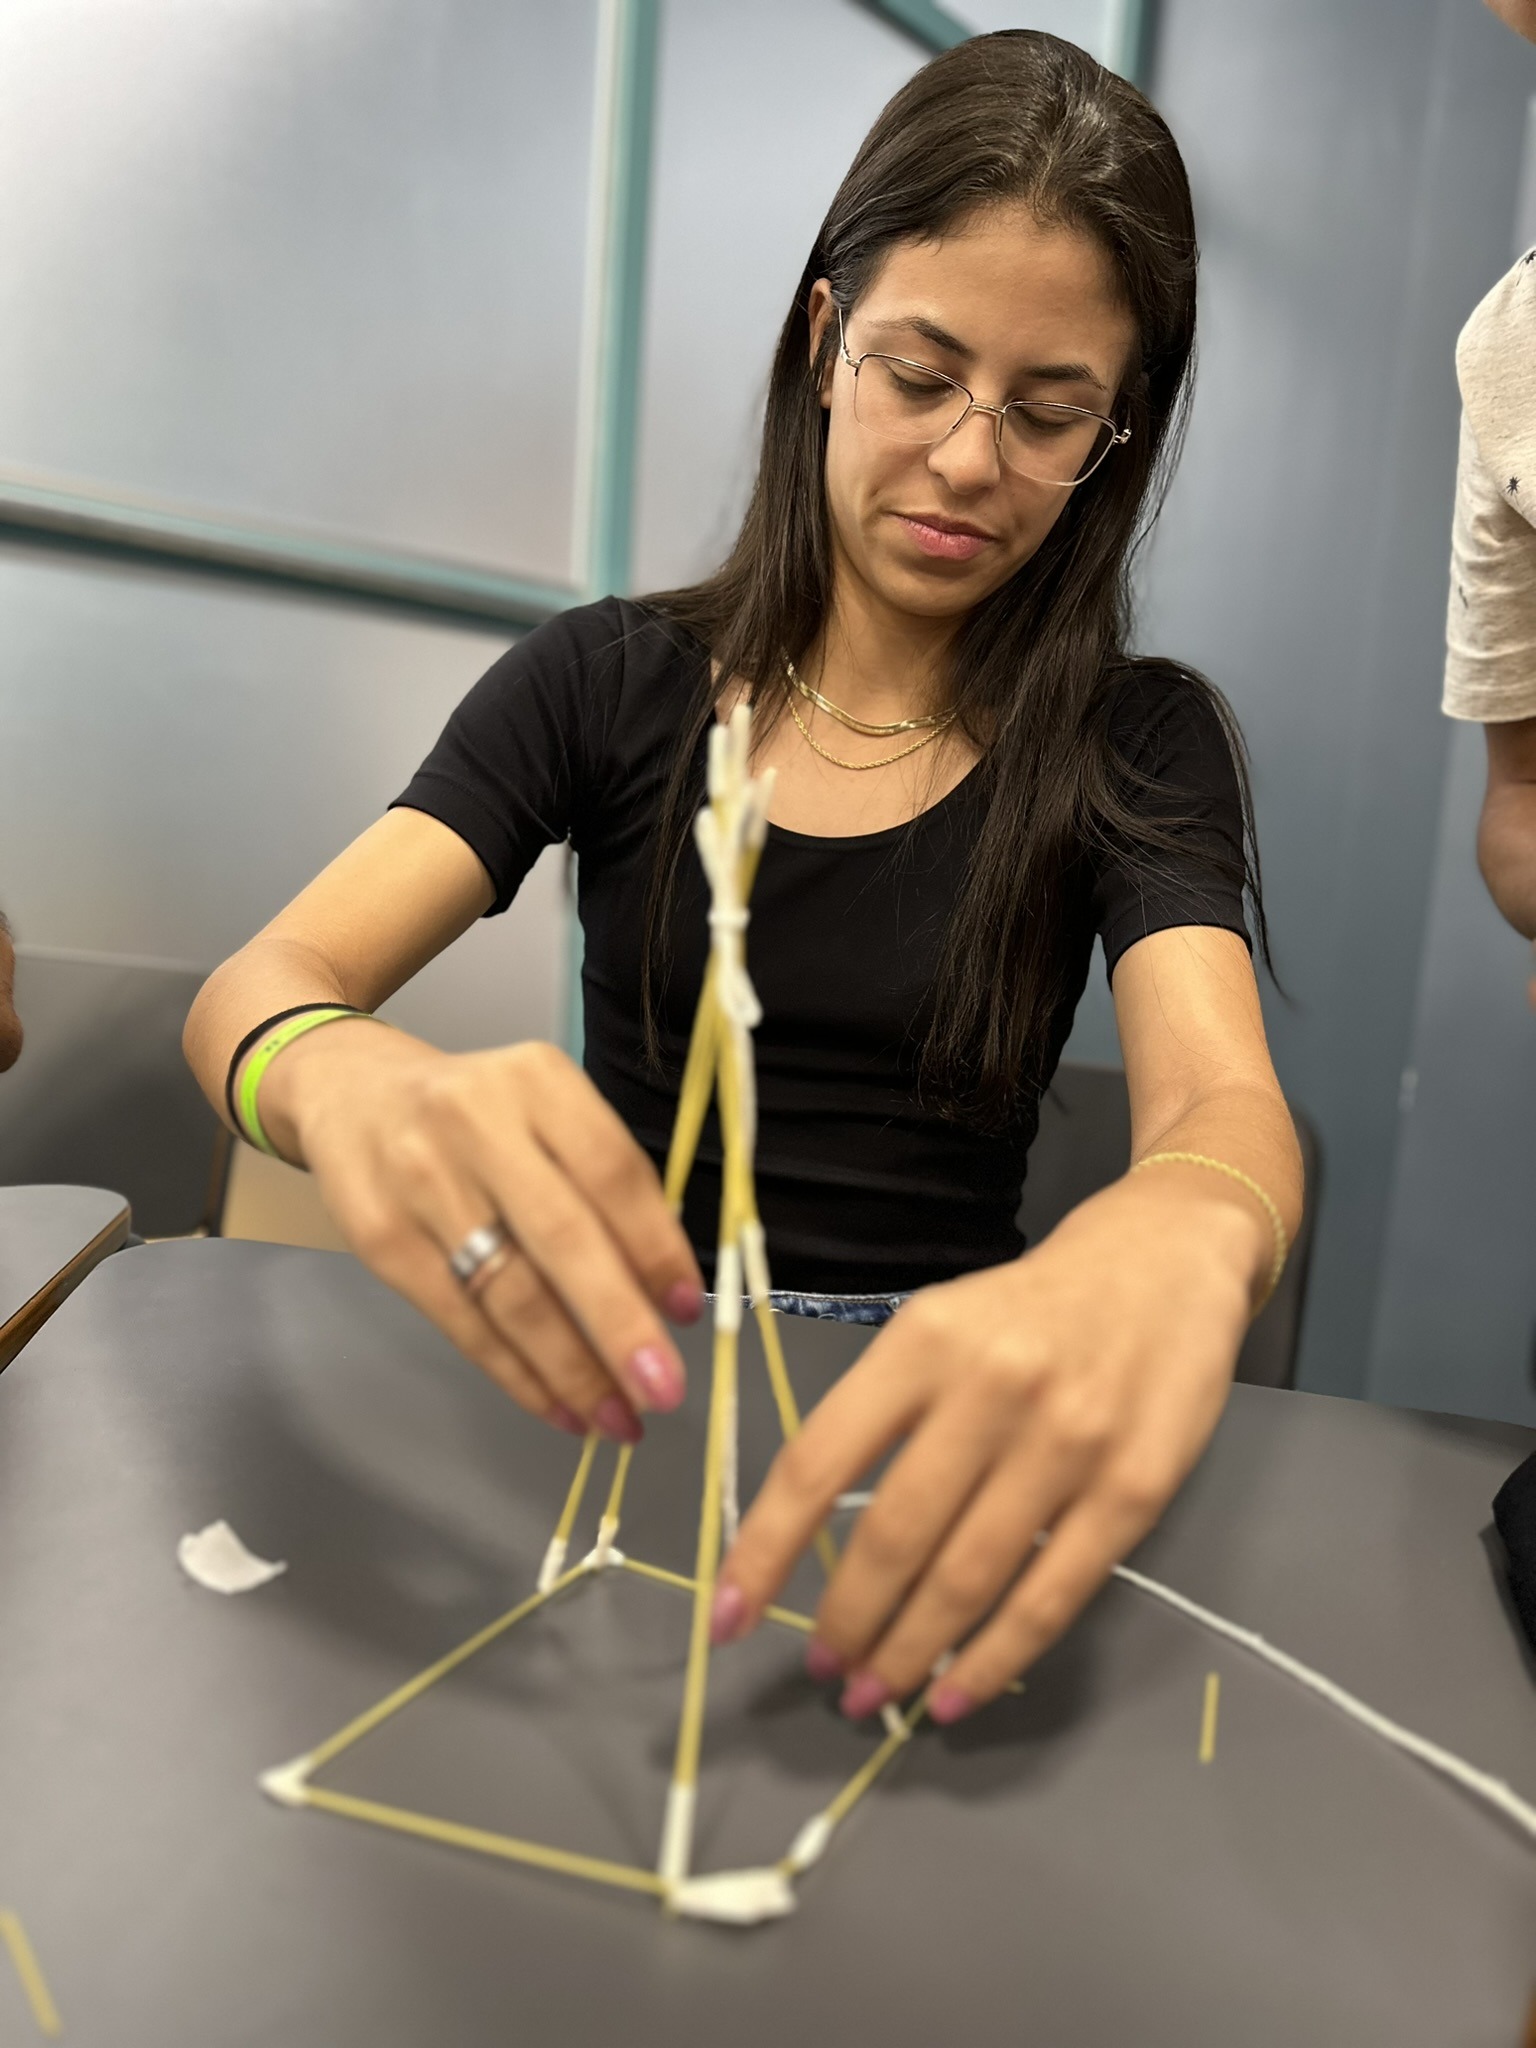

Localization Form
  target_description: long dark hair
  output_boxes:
[642,29,1266,1126]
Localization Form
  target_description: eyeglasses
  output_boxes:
[836,305,1130,489]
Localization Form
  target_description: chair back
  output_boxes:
[0,948,229,1237]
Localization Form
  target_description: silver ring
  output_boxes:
[448,1220,511,1288]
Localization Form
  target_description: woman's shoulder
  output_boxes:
[1097,656,1241,778]
[494,594,705,691]
[449,596,707,764]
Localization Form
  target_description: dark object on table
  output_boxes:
[1493,1450,1536,1653]
[1020,1061,1321,1389]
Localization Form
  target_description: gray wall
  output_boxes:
[0,546,550,1054]
[1133,0,1536,1405]
[0,0,604,1057]
[0,0,595,578]
[1370,723,1536,1424]
[1366,92,1536,1429]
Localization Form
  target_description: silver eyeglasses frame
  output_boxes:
[834,304,1131,489]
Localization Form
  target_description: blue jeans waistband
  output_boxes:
[706,1289,911,1329]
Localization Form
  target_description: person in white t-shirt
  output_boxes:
[1443,0,1536,1000]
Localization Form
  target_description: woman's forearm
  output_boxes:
[1121,1080,1305,1312]
[183,809,496,1133]
[183,934,364,1133]
[1107,928,1303,1314]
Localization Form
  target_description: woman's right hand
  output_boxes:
[251,1019,704,1441]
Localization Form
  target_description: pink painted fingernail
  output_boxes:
[664,1279,705,1326]
[710,1583,749,1646]
[804,1639,843,1683]
[625,1343,685,1412]
[593,1395,644,1445]
[927,1683,975,1726]
[547,1402,587,1437]
[839,1673,892,1721]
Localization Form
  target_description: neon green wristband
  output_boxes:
[235,1007,374,1156]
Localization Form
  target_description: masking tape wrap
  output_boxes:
[258,1757,313,1808]
[742,1219,772,1308]
[671,1866,797,1924]
[658,1781,697,1888]
[714,1244,743,1334]
[537,1537,569,1596]
[785,1811,835,1874]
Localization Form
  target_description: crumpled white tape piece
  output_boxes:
[177,1519,287,1595]
[670,1866,797,1923]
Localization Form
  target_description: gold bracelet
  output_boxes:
[1129,1150,1289,1312]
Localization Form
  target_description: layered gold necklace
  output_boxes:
[784,658,956,771]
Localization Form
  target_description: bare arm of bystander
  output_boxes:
[1478,716,1536,1003]
[0,913,22,1072]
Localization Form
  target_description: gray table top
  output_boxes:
[1,1239,1532,2048]
[0,1183,129,1370]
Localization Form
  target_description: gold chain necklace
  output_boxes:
[785,657,954,738]
[787,696,948,770]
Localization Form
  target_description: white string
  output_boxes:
[833,1488,1534,1844]
[1109,1562,1536,1845]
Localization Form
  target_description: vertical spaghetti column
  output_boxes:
[656,708,770,1893]
[658,1231,739,1889]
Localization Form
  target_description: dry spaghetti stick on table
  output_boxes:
[1199,1672,1221,1763]
[586,1441,636,1568]
[711,853,840,1577]
[663,830,765,1211]
[0,1910,62,2039]
[618,1555,813,1635]
[663,956,722,1211]
[538,1430,600,1592]
[298,1786,668,1898]
[659,1241,739,1891]
[266,1565,589,1789]
[780,1699,927,1879]
[752,1296,840,1580]
[658,709,769,1896]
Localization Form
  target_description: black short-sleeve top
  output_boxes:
[392,597,1250,1293]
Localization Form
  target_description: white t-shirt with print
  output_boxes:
[1443,245,1536,723]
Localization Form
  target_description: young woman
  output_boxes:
[186,32,1302,1728]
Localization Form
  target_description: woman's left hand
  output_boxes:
[709,1174,1263,1723]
